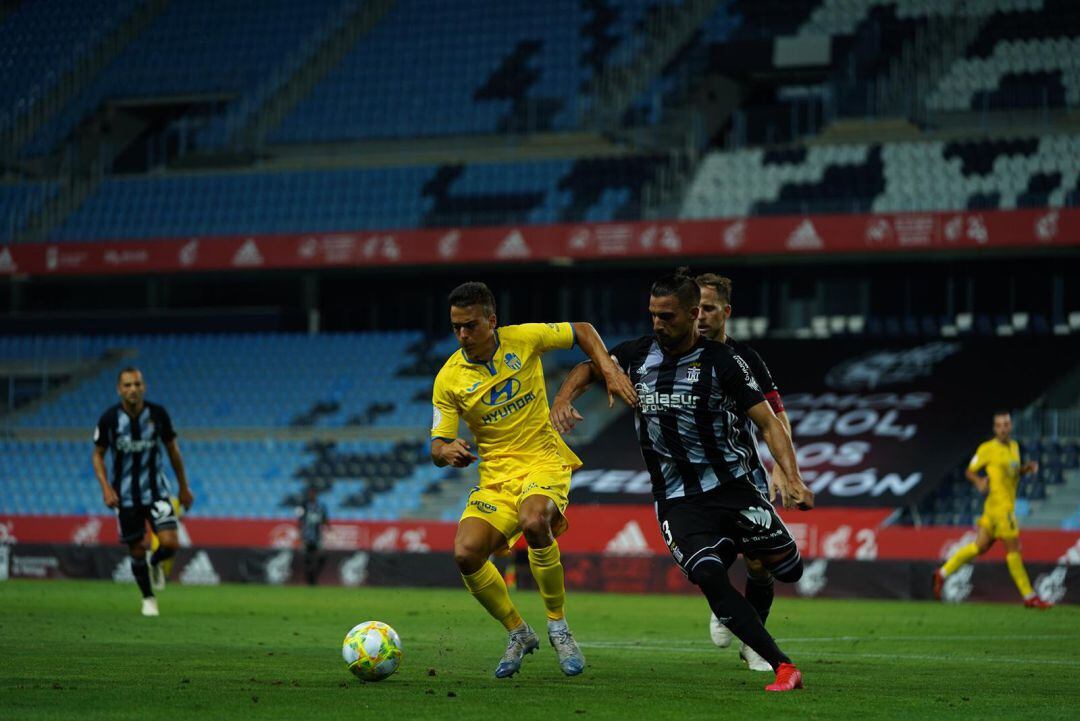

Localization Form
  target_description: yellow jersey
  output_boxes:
[431,323,582,485]
[968,438,1023,514]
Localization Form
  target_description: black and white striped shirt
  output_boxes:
[610,336,766,502]
[93,402,176,508]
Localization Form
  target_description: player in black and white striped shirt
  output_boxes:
[552,271,813,692]
[92,367,194,616]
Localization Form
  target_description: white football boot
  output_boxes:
[141,598,160,617]
[739,642,773,672]
[709,613,733,648]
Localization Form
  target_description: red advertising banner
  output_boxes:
[0,208,1075,277]
[4,509,1078,564]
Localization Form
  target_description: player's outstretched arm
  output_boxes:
[551,361,602,434]
[766,410,793,502]
[165,439,195,510]
[431,438,478,468]
[748,402,813,510]
[91,445,118,508]
[570,322,638,410]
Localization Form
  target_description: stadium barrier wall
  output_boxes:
[3,511,1078,562]
[1,207,1075,277]
[1,544,1075,605]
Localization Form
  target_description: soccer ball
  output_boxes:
[342,621,403,681]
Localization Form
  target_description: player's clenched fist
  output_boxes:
[776,473,814,511]
[438,438,478,468]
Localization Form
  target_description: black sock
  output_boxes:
[150,545,176,567]
[695,563,789,670]
[744,573,774,626]
[131,558,153,599]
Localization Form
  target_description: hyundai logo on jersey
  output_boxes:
[483,378,521,406]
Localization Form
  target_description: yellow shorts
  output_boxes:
[977,508,1019,540]
[459,465,573,551]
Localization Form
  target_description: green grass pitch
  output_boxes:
[1,579,1077,720]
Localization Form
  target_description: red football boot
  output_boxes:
[932,568,945,601]
[1024,596,1053,610]
[765,663,804,692]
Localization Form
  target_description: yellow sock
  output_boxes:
[1005,551,1035,598]
[528,542,566,621]
[462,561,524,631]
[941,542,980,577]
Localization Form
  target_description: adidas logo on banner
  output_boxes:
[604,520,651,556]
[232,238,264,267]
[495,229,530,259]
[180,551,221,586]
[112,557,135,584]
[785,219,824,250]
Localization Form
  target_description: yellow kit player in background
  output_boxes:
[430,281,637,678]
[934,411,1052,608]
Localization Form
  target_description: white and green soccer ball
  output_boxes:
[342,621,403,681]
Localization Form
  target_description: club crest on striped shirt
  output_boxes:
[504,352,522,371]
[685,363,701,384]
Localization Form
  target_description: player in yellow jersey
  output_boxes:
[430,281,637,678]
[934,411,1051,608]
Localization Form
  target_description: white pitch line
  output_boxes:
[577,641,1080,667]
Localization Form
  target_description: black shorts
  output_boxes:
[117,499,178,545]
[656,477,796,581]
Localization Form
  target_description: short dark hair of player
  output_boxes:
[117,366,142,383]
[650,270,700,310]
[993,410,1011,419]
[695,273,733,305]
[448,282,496,316]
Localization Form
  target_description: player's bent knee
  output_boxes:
[518,513,553,546]
[453,544,487,574]
[767,551,803,583]
[687,554,731,587]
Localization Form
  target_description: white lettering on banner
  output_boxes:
[324,524,361,550]
[340,552,370,587]
[864,218,891,244]
[944,214,988,245]
[179,239,199,266]
[1058,538,1080,566]
[401,528,430,553]
[299,234,358,263]
[783,392,932,410]
[71,517,102,546]
[567,227,591,251]
[821,525,851,558]
[797,559,828,596]
[11,555,59,578]
[265,550,293,585]
[854,528,878,560]
[942,565,974,602]
[803,469,922,497]
[438,230,460,259]
[1034,566,1068,603]
[893,215,934,247]
[724,220,746,250]
[825,343,961,390]
[104,249,149,266]
[787,409,917,441]
[1035,210,1059,242]
[0,521,16,544]
[939,530,978,560]
[571,469,653,495]
[269,523,299,548]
